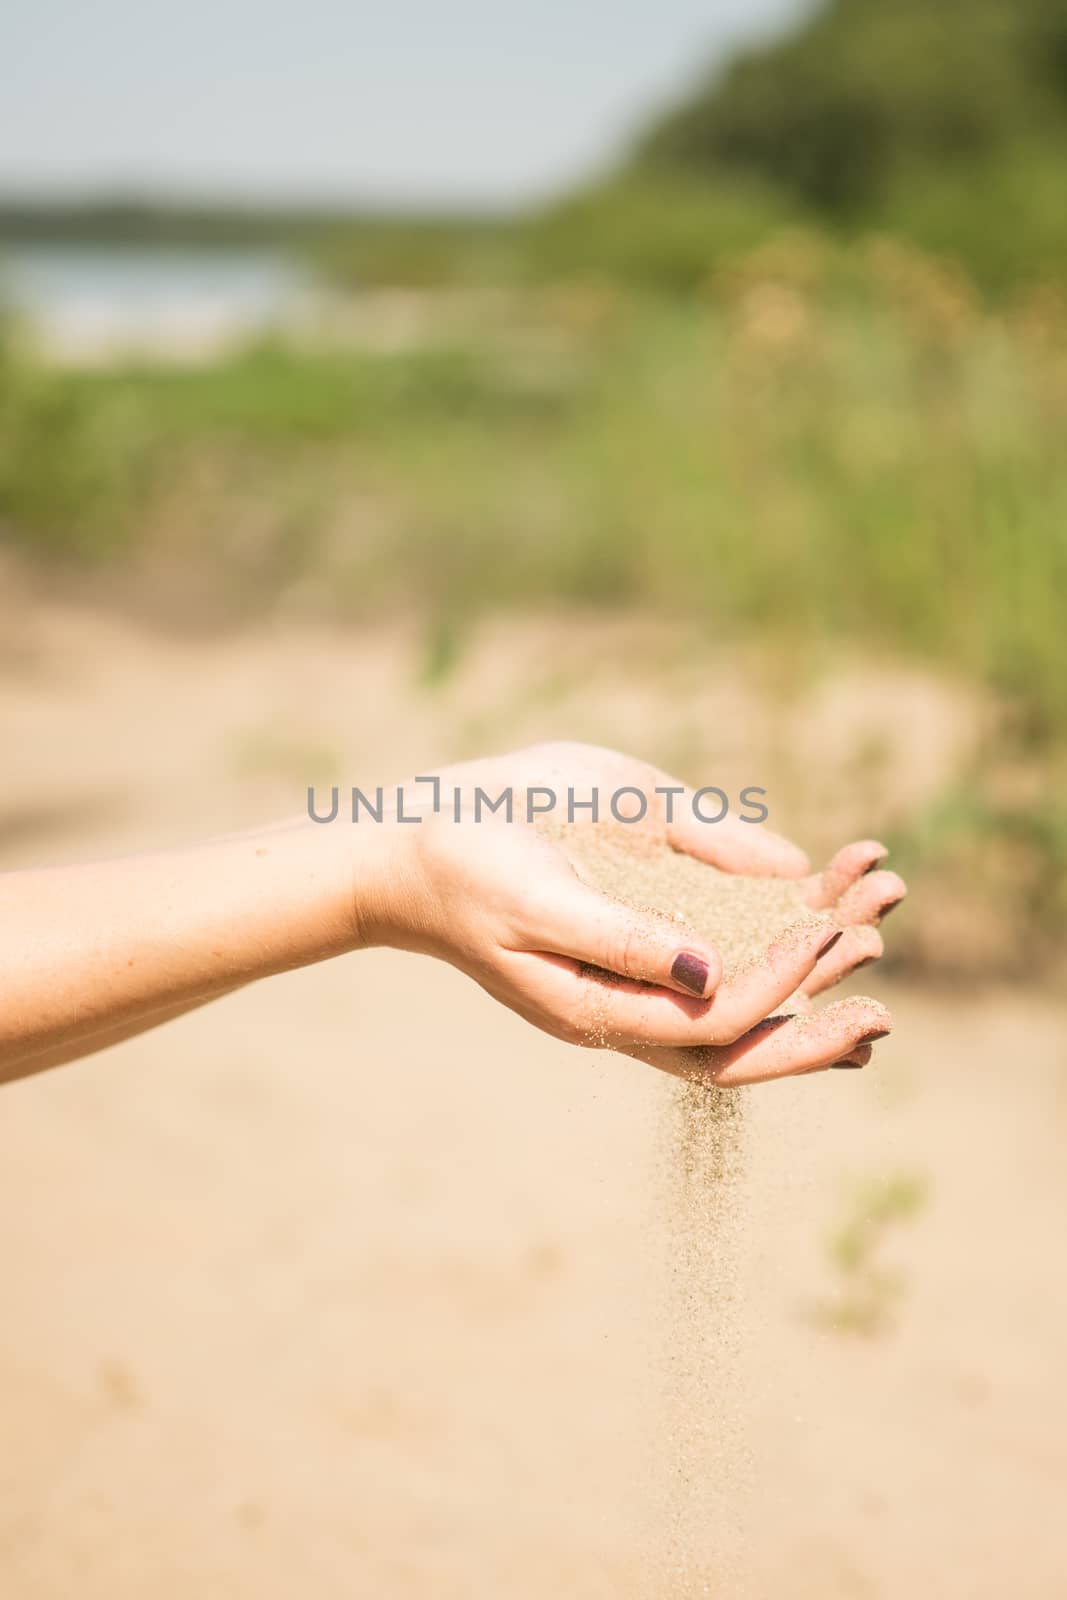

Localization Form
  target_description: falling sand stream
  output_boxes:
[546,821,843,1593]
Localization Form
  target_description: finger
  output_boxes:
[494,949,708,1048]
[829,1040,875,1070]
[682,915,842,1044]
[517,870,723,1000]
[627,997,893,1088]
[667,800,810,878]
[836,870,907,926]
[504,914,841,1049]
[803,840,888,908]
[799,924,884,997]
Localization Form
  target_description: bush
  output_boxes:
[313,218,512,291]
[878,146,1067,294]
[521,175,795,294]
[635,0,1067,287]
[0,315,151,559]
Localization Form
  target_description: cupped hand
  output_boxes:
[357,742,905,1087]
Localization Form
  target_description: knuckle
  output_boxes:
[556,977,609,1048]
[705,1003,743,1046]
[548,1011,587,1047]
[601,916,645,982]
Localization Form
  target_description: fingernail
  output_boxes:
[878,898,904,922]
[853,956,878,971]
[857,1028,891,1045]
[671,952,709,997]
[817,929,844,959]
[863,854,888,876]
[832,1059,865,1070]
[751,1014,793,1036]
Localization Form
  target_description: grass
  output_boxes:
[814,1169,929,1337]
[10,236,1063,724]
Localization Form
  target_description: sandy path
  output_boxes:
[2,604,1064,1596]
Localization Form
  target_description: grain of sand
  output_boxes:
[547,822,829,1593]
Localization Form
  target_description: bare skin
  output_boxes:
[0,742,904,1089]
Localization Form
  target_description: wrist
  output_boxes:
[333,812,423,953]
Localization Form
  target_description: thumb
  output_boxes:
[520,871,722,1001]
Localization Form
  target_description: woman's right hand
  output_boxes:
[352,745,902,1087]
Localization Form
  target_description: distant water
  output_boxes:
[0,243,313,354]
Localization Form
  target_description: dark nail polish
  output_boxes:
[832,1060,865,1069]
[878,898,904,921]
[863,855,888,876]
[752,1014,793,1036]
[817,929,844,958]
[671,952,709,997]
[857,1028,891,1045]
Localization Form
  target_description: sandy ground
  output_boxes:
[2,603,1065,1597]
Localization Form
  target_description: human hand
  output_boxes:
[353,743,904,1087]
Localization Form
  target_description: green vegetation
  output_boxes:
[636,0,1067,292]
[518,174,797,296]
[0,318,152,558]
[0,197,504,259]
[4,241,1065,726]
[815,1169,929,1337]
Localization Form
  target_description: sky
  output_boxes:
[3,0,808,210]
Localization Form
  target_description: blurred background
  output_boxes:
[2,2,1066,1595]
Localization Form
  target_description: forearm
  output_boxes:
[0,817,363,1085]
[1,991,243,1084]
